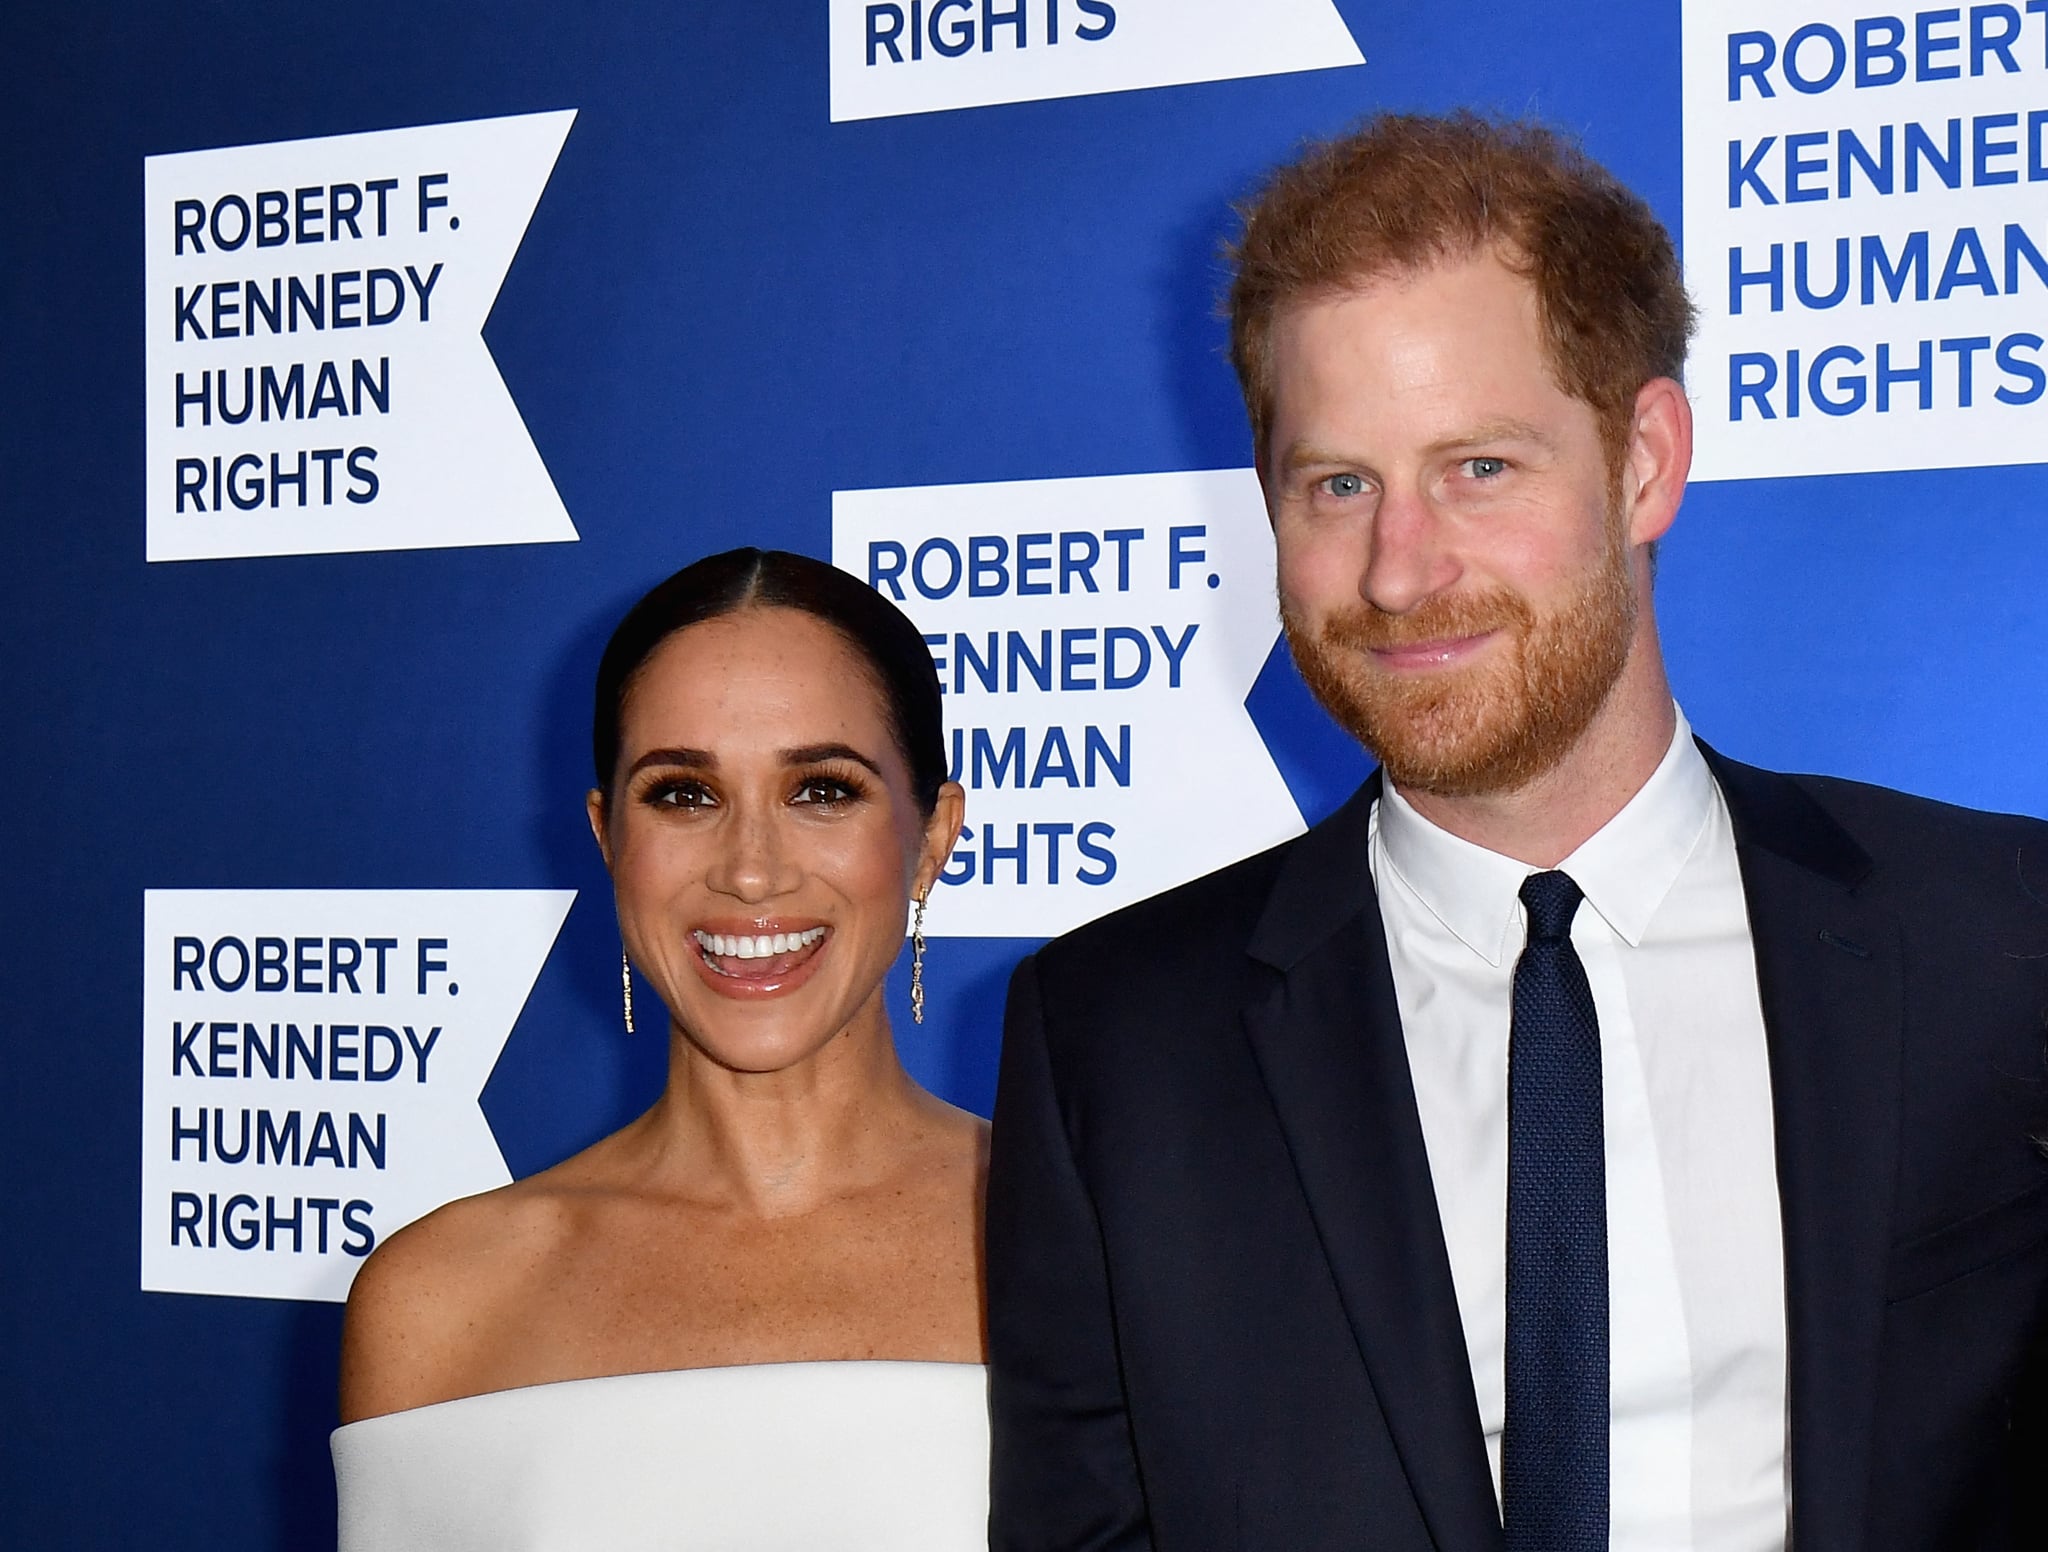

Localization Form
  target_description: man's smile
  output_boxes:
[1367,630,1501,673]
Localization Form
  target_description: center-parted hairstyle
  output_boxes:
[1227,111,1696,475]
[592,548,948,815]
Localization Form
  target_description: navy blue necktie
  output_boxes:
[1503,870,1607,1552]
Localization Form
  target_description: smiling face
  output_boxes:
[589,606,962,1075]
[1263,251,1663,798]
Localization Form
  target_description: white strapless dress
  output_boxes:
[331,1359,989,1550]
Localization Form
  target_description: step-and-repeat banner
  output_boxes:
[5,1,2044,1545]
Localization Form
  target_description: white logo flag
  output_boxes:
[145,111,578,560]
[830,0,1363,122]
[1683,0,2048,479]
[141,889,573,1302]
[835,468,1303,938]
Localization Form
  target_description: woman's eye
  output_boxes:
[650,779,714,809]
[794,777,856,806]
[1464,456,1508,479]
[1321,472,1367,498]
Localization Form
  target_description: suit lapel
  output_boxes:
[1241,779,1503,1552]
[1707,748,1902,1552]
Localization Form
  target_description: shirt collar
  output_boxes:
[1374,706,1715,965]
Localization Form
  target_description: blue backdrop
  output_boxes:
[4,2,2044,1546]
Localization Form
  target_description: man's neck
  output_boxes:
[1396,651,1678,869]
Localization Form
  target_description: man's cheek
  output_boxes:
[1278,548,1359,620]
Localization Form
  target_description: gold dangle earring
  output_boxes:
[910,893,928,1025]
[621,950,636,1035]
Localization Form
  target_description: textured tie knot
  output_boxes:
[1519,869,1584,942]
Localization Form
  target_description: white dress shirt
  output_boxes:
[1369,709,1788,1552]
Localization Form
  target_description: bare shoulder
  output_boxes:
[914,1091,991,1179]
[912,1096,991,1236]
[337,1169,580,1423]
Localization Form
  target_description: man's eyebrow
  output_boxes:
[781,742,884,776]
[1431,417,1554,451]
[1277,443,1355,475]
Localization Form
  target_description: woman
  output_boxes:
[333,549,985,1549]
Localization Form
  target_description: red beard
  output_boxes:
[1283,534,1637,797]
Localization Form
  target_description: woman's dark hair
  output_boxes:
[592,548,947,814]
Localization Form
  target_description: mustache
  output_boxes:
[1296,589,1534,653]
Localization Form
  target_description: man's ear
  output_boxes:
[1624,376,1693,549]
[586,788,614,872]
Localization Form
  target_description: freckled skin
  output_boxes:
[339,609,979,1422]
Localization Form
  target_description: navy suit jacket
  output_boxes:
[987,748,2048,1550]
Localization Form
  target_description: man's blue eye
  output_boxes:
[1467,457,1507,478]
[1325,473,1365,497]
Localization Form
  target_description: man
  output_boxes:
[986,113,2048,1551]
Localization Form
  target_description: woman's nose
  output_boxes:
[705,806,798,901]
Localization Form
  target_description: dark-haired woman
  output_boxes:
[331,549,985,1549]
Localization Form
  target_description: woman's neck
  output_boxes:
[621,1007,945,1217]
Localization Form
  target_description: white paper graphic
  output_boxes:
[145,110,578,560]
[834,468,1302,938]
[141,889,573,1302]
[830,0,1363,122]
[1683,1,2048,479]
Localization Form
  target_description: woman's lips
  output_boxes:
[687,924,830,998]
[1369,630,1497,672]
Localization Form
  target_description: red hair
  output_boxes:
[1228,112,1695,476]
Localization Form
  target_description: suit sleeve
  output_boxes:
[986,951,1154,1551]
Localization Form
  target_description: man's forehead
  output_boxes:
[1276,241,1536,314]
[1264,261,1581,437]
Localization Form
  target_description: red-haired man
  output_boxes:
[989,114,2048,1552]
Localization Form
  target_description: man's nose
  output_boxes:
[1360,482,1459,615]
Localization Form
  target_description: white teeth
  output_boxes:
[693,927,825,961]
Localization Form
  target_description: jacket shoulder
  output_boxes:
[1034,828,1298,982]
[1716,752,2048,925]
[1019,780,1380,1038]
[1784,769,2047,844]
[1778,767,2048,875]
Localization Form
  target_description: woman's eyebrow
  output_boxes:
[781,742,883,775]
[626,746,716,775]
